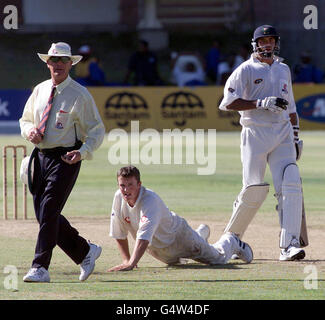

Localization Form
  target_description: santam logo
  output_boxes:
[296,94,325,123]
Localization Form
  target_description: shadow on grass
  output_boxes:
[47,260,325,284]
[58,263,244,277]
[49,278,325,284]
[253,259,325,263]
[100,279,325,283]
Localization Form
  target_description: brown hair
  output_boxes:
[117,165,141,182]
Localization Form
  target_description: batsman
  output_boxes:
[219,25,308,261]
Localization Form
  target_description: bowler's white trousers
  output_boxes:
[147,218,239,265]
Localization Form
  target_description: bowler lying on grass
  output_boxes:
[108,165,253,272]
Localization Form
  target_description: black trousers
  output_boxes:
[31,151,90,270]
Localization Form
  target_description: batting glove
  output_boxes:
[256,96,288,114]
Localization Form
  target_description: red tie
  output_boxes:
[38,86,56,136]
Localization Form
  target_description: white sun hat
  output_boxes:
[37,42,83,65]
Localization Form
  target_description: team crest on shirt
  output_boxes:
[124,216,130,223]
[282,83,288,94]
[55,122,64,129]
[254,78,263,84]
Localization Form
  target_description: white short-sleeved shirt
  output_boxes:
[109,186,182,248]
[219,54,296,127]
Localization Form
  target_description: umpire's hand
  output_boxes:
[61,150,81,164]
[28,128,43,144]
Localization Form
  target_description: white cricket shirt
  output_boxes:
[19,75,105,160]
[109,186,182,248]
[219,54,297,127]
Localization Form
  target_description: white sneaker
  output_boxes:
[196,224,210,242]
[23,267,50,283]
[79,242,102,281]
[279,238,305,261]
[231,233,253,263]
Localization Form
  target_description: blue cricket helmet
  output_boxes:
[251,25,280,58]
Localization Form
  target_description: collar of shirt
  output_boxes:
[250,54,270,66]
[250,53,284,67]
[53,75,72,94]
[127,186,145,210]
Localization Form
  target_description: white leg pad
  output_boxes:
[279,164,302,248]
[224,183,270,239]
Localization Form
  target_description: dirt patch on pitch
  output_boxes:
[0,217,324,265]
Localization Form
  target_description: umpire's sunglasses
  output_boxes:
[48,56,71,64]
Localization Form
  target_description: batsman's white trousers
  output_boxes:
[147,218,239,265]
[240,121,302,247]
[241,121,296,191]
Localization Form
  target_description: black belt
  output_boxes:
[39,141,83,156]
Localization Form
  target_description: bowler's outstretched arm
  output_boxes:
[108,239,149,272]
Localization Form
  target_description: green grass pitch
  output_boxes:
[0,132,324,300]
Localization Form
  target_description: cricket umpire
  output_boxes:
[108,166,253,272]
[19,42,105,282]
[219,25,306,261]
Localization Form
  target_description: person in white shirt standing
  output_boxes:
[108,166,253,272]
[219,25,306,261]
[20,42,105,282]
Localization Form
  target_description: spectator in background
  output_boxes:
[205,39,220,82]
[124,40,163,86]
[216,46,250,86]
[294,51,323,83]
[75,45,107,86]
[171,52,206,87]
[217,53,237,85]
[233,44,250,69]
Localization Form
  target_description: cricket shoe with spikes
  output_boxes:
[279,238,305,261]
[79,241,102,281]
[23,267,50,283]
[231,233,253,263]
